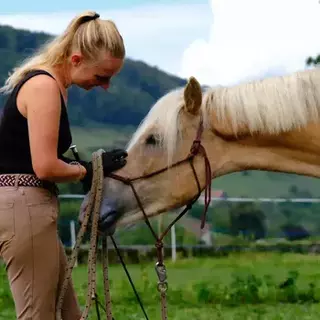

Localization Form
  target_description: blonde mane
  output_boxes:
[127,67,320,164]
[203,67,320,135]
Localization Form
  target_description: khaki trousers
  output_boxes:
[0,183,81,320]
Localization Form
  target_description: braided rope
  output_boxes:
[56,149,111,320]
[102,236,113,319]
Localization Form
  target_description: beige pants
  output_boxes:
[0,184,81,320]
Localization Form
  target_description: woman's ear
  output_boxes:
[70,53,83,67]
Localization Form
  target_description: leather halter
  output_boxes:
[107,113,213,263]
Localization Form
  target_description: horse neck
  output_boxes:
[204,121,320,180]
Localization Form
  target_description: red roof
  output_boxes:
[211,190,226,198]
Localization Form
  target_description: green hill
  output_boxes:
[0,24,187,127]
[0,24,320,198]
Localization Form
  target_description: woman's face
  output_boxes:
[70,50,123,91]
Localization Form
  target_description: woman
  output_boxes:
[0,11,128,320]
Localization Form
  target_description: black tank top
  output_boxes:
[0,70,72,174]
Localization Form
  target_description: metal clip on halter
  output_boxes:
[155,262,168,293]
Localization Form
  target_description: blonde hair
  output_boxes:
[0,10,125,94]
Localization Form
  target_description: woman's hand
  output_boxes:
[80,149,128,192]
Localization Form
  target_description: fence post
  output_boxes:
[70,220,78,267]
[171,224,177,262]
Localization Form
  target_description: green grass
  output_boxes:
[2,252,320,319]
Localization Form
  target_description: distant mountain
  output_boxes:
[0,24,187,127]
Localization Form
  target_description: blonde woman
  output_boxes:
[0,11,127,319]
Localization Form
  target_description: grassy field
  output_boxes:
[2,252,320,319]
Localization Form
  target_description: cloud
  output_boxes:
[0,2,212,77]
[2,0,319,87]
[179,0,320,86]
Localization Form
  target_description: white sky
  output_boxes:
[0,0,319,87]
[180,0,320,86]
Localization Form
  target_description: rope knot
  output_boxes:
[155,241,163,250]
[190,140,201,155]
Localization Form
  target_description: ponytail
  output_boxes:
[0,11,125,94]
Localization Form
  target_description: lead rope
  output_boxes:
[56,150,149,320]
[102,236,113,320]
[56,149,112,320]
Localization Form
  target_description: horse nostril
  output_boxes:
[99,210,119,235]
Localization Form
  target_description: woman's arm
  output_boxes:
[23,75,87,183]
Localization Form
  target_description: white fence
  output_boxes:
[59,194,320,203]
[58,194,320,263]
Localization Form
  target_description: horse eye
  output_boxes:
[146,134,157,146]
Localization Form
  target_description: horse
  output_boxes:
[81,66,320,233]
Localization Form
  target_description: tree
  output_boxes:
[229,203,267,240]
[306,55,320,66]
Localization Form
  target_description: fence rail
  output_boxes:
[57,194,320,264]
[58,194,320,203]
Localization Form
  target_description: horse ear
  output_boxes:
[183,76,202,115]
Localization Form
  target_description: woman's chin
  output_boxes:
[83,85,94,91]
[77,82,94,90]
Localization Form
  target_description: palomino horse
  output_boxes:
[81,66,320,232]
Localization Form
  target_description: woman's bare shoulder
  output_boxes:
[23,73,60,97]
[18,73,61,117]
